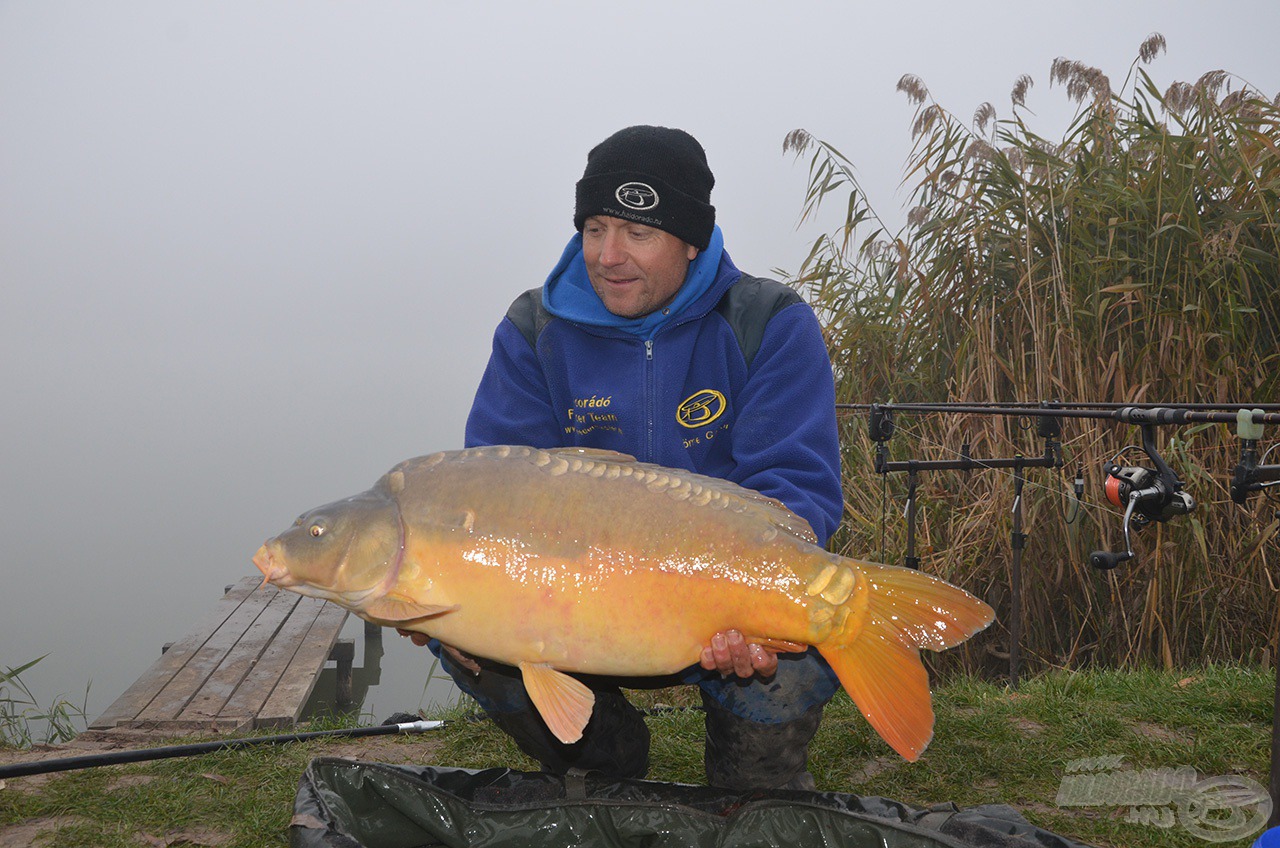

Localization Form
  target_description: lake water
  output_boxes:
[299,618,465,723]
[3,578,466,744]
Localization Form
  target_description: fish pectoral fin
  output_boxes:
[818,631,933,762]
[743,636,808,653]
[363,594,460,623]
[519,662,595,744]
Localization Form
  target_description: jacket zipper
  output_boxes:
[644,339,655,462]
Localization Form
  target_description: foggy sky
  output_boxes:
[3,1,1277,722]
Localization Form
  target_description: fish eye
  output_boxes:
[310,524,325,538]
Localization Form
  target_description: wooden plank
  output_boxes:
[132,580,282,723]
[219,596,327,720]
[89,577,264,729]
[175,588,303,724]
[255,600,349,728]
[119,716,253,734]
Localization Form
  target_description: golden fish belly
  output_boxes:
[399,537,822,676]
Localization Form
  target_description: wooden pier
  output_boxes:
[90,577,365,733]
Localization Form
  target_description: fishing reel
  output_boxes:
[1089,424,1195,570]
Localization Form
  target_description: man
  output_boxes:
[408,125,844,790]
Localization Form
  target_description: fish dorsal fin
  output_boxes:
[720,483,819,545]
[519,662,595,744]
[363,594,460,624]
[546,447,638,463]
[537,448,817,544]
[660,469,819,545]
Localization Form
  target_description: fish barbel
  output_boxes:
[253,445,994,760]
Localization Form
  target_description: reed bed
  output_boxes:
[783,35,1280,673]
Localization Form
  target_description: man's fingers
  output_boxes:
[443,643,482,675]
[726,631,754,678]
[750,643,779,676]
[702,630,776,678]
[397,628,431,647]
[700,646,717,671]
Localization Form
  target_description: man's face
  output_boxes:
[581,216,699,319]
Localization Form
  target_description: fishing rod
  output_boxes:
[859,401,1280,523]
[841,402,1280,426]
[844,401,1280,411]
[0,719,443,781]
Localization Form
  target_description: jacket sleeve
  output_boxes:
[464,317,564,450]
[728,302,844,547]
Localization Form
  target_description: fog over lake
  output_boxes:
[3,1,1276,731]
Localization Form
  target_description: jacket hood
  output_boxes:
[542,225,738,339]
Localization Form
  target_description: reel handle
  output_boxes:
[1089,549,1133,570]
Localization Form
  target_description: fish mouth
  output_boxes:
[252,544,294,589]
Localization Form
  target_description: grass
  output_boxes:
[1,657,90,748]
[1,666,1271,847]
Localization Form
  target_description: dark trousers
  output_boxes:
[438,649,829,790]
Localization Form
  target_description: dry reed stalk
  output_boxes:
[788,36,1279,673]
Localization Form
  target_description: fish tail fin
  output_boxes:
[817,633,933,761]
[817,561,994,761]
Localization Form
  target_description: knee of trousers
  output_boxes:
[438,650,650,780]
[696,648,839,723]
[701,693,825,791]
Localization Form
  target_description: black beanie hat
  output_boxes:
[574,125,716,250]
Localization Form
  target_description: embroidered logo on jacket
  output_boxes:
[566,395,622,437]
[615,182,659,211]
[676,389,727,428]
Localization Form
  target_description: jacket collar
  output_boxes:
[542,226,739,339]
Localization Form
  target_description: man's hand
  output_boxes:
[397,629,481,675]
[700,630,778,678]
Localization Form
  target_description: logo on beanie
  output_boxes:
[615,182,659,211]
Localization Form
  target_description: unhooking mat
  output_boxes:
[290,758,1097,848]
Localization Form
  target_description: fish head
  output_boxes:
[253,486,404,606]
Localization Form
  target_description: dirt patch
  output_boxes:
[106,773,158,792]
[1130,721,1191,745]
[135,827,232,846]
[848,756,899,784]
[313,734,443,766]
[0,815,92,846]
[1011,717,1046,736]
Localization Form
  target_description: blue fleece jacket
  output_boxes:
[465,232,843,546]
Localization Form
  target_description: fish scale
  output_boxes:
[254,445,994,761]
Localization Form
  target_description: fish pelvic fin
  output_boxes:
[817,560,994,761]
[362,594,460,624]
[519,663,595,744]
[818,632,933,761]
